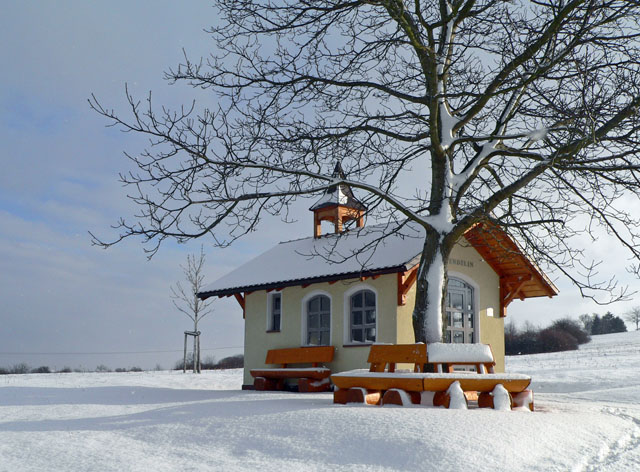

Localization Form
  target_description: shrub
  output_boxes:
[0,367,9,375]
[505,317,586,355]
[175,352,196,371]
[129,366,143,372]
[550,318,591,344]
[10,363,30,374]
[58,367,72,373]
[201,356,217,370]
[538,327,578,352]
[114,368,127,373]
[174,353,244,370]
[30,366,51,374]
[214,355,244,369]
[95,364,111,372]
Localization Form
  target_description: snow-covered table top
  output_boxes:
[252,368,330,372]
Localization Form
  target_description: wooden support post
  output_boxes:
[346,387,382,405]
[183,332,188,373]
[254,377,279,391]
[477,392,493,409]
[512,390,534,411]
[334,388,349,404]
[183,330,201,374]
[382,389,421,406]
[433,391,451,408]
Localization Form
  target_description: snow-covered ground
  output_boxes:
[1,332,639,471]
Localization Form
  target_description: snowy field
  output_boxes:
[1,332,639,471]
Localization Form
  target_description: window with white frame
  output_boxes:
[349,289,376,343]
[269,292,281,331]
[306,294,330,345]
[445,278,475,343]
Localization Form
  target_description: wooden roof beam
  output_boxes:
[397,265,419,306]
[233,292,246,319]
[499,274,532,317]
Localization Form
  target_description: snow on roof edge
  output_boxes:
[198,263,409,298]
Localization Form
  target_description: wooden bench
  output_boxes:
[331,343,533,410]
[332,343,428,405]
[250,346,335,392]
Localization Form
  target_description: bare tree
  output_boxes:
[625,306,640,330]
[92,1,640,343]
[171,246,213,373]
[579,313,594,334]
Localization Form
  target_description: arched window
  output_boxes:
[307,294,330,345]
[349,289,376,343]
[445,278,475,343]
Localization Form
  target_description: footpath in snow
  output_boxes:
[1,331,639,471]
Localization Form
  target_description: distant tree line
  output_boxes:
[578,312,627,335]
[0,364,52,375]
[507,311,629,356]
[0,354,244,375]
[0,364,146,375]
[174,354,244,371]
[505,318,591,356]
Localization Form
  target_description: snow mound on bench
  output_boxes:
[447,381,467,409]
[427,343,494,363]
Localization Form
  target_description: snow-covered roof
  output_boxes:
[199,220,558,301]
[200,222,424,297]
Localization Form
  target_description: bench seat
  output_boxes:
[332,370,426,392]
[249,367,331,380]
[331,369,531,393]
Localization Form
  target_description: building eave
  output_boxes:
[198,264,409,300]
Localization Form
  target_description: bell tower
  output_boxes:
[310,161,366,238]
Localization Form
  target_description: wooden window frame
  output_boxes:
[445,277,476,345]
[305,294,331,346]
[267,292,282,332]
[349,289,377,344]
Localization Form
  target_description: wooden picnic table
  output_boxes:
[331,343,534,410]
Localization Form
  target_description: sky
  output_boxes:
[0,2,637,371]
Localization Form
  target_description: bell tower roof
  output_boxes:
[309,161,366,212]
[310,161,366,238]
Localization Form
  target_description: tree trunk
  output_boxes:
[412,230,454,344]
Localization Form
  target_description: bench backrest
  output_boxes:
[367,344,428,373]
[426,343,495,373]
[265,346,335,367]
